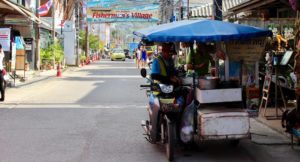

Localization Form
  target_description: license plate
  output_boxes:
[161,103,180,112]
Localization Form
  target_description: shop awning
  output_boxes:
[1,0,41,24]
[228,0,280,14]
[191,0,250,18]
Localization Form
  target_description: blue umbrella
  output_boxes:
[133,19,272,42]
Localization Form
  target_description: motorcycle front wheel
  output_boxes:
[165,121,175,161]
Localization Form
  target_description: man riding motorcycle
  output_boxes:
[151,43,181,85]
[148,42,188,134]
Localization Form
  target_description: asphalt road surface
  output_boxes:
[0,59,299,162]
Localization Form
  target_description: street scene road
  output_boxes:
[0,60,299,162]
[2,0,300,161]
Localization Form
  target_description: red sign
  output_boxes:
[92,12,152,19]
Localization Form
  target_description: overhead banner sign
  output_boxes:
[87,9,158,22]
[87,1,159,23]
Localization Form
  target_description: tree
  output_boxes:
[111,30,117,40]
[79,30,101,55]
[79,30,86,50]
[89,34,100,51]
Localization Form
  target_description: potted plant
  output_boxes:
[80,54,86,66]
[46,63,53,70]
[52,41,64,69]
[40,48,52,70]
[41,59,48,70]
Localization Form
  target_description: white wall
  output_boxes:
[63,21,77,65]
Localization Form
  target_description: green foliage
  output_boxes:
[89,34,100,51]
[79,30,86,50]
[79,30,101,53]
[40,47,52,64]
[51,41,64,63]
[111,30,117,39]
[40,40,64,64]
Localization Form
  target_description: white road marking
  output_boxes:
[97,67,138,69]
[99,61,135,64]
[83,75,142,78]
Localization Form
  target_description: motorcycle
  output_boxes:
[140,68,190,161]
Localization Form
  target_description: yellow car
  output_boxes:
[111,49,126,61]
[145,46,154,57]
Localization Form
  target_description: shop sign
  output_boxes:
[63,21,73,32]
[24,38,33,51]
[0,28,11,52]
[226,38,266,63]
[4,15,28,26]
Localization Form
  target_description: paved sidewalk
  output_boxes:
[255,106,297,145]
[6,68,68,88]
[251,118,291,145]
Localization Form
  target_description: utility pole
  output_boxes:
[159,0,164,24]
[35,0,40,70]
[52,0,56,66]
[187,0,189,20]
[159,0,174,24]
[169,0,174,22]
[85,23,89,58]
[75,0,80,66]
[179,0,183,20]
[52,0,55,43]
[213,0,222,21]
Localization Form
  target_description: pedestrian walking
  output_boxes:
[141,46,147,68]
[0,44,5,101]
[136,48,141,69]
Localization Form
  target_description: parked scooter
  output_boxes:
[140,68,190,161]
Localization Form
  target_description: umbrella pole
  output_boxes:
[190,43,198,134]
[190,44,196,99]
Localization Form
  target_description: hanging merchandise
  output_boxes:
[289,0,300,11]
[15,36,25,50]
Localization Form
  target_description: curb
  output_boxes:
[6,67,70,89]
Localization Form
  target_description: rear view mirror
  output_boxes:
[141,68,147,78]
